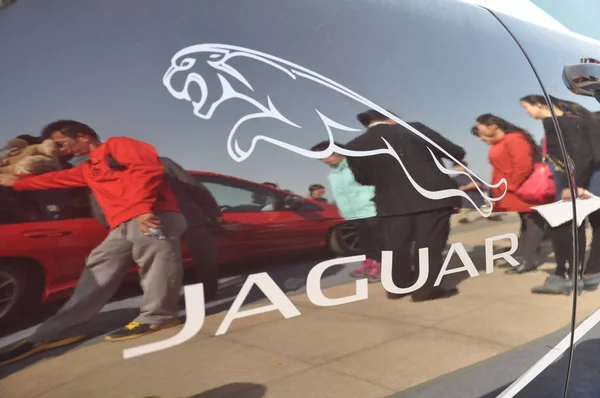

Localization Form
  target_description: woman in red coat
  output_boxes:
[473,114,546,274]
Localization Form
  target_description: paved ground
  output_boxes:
[1,213,598,398]
[393,311,600,398]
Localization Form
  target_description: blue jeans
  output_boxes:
[551,162,600,197]
[548,162,567,201]
[588,170,600,196]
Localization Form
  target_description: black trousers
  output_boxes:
[380,208,452,300]
[184,225,219,297]
[516,212,547,265]
[549,220,586,278]
[584,210,600,275]
[354,217,382,262]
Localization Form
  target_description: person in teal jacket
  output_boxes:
[311,141,381,282]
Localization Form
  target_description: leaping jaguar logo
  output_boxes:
[163,43,507,216]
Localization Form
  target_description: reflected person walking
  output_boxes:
[345,110,465,302]
[311,141,381,282]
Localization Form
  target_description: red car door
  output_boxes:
[0,188,107,299]
[195,175,332,262]
[253,198,337,253]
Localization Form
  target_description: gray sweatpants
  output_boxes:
[32,211,187,343]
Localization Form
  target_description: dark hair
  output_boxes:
[520,94,598,122]
[356,109,399,128]
[15,134,43,145]
[475,113,539,156]
[41,120,99,140]
[310,141,345,152]
[309,184,325,192]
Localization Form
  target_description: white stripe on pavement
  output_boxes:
[497,307,600,398]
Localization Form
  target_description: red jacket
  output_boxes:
[13,137,180,229]
[488,132,535,213]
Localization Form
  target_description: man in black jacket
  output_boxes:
[345,110,466,302]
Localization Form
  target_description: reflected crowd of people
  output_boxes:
[308,96,600,299]
[1,94,600,368]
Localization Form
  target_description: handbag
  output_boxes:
[516,137,556,204]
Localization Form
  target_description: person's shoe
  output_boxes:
[350,259,373,278]
[583,273,600,291]
[386,291,409,300]
[0,335,85,367]
[411,288,459,302]
[506,261,538,275]
[105,319,182,342]
[458,218,469,224]
[531,275,577,295]
[497,257,522,269]
[487,215,503,222]
[367,261,381,283]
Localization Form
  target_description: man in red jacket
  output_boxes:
[0,120,187,366]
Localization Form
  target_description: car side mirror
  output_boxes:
[563,58,600,103]
[282,194,304,210]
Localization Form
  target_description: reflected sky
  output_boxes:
[1,0,597,199]
[531,0,600,42]
[490,6,600,115]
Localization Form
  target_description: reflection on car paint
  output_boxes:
[163,44,507,216]
[1,0,596,395]
[123,231,518,359]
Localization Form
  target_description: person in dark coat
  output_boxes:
[451,161,503,224]
[308,183,328,203]
[521,95,600,294]
[344,109,466,302]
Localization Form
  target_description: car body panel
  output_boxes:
[482,4,600,396]
[0,0,592,397]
